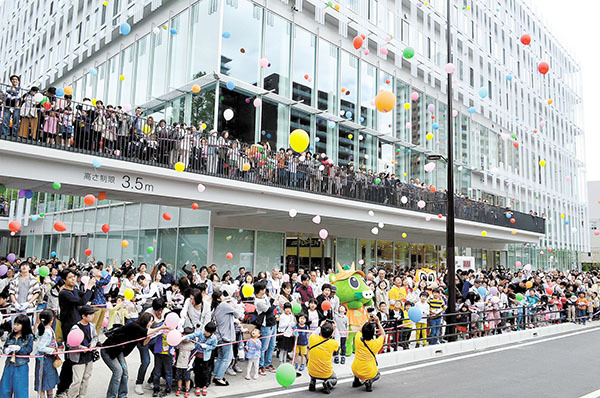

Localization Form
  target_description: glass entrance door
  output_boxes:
[285,234,332,273]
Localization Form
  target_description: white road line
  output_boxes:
[578,389,600,398]
[250,326,600,398]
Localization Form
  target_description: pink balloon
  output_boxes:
[417,200,426,209]
[452,109,458,118]
[427,104,435,113]
[166,330,182,346]
[444,63,456,74]
[380,47,389,55]
[515,261,522,267]
[259,58,269,68]
[364,49,370,55]
[67,328,84,347]
[319,229,329,240]
[410,92,419,101]
[405,122,412,129]
[253,98,262,107]
[595,231,600,236]
[165,312,180,329]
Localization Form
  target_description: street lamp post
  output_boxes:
[445,0,457,342]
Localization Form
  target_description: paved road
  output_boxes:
[253,327,600,398]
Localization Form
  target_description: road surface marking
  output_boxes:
[250,326,600,398]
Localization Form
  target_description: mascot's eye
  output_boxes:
[428,274,436,283]
[349,276,360,289]
[418,272,427,282]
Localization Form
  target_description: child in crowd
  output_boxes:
[245,328,262,380]
[307,299,320,330]
[175,327,196,397]
[294,313,309,371]
[333,305,348,364]
[152,320,175,397]
[567,293,577,322]
[277,303,296,364]
[576,292,589,325]
[34,309,59,398]
[414,292,429,347]
[0,314,34,397]
[67,306,98,398]
[399,301,413,349]
[183,322,218,397]
[456,304,470,339]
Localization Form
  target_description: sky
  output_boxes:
[526,0,600,181]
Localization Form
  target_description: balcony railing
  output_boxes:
[0,92,545,235]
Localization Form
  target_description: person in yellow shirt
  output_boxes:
[307,321,340,394]
[351,315,385,392]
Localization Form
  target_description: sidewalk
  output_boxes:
[20,320,599,397]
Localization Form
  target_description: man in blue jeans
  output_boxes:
[254,281,277,375]
[135,298,167,395]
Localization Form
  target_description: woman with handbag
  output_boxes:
[35,309,60,398]
[351,315,385,392]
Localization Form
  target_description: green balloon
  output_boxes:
[292,302,302,314]
[275,363,297,388]
[327,1,333,7]
[52,182,61,190]
[375,178,381,185]
[40,213,45,217]
[39,265,50,278]
[403,47,415,59]
[146,246,154,254]
[516,293,524,301]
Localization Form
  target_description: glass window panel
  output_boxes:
[96,63,106,102]
[336,237,356,266]
[377,240,393,273]
[169,10,189,89]
[151,27,168,98]
[83,209,96,231]
[317,39,338,113]
[179,208,210,228]
[261,100,290,150]
[72,210,84,233]
[290,108,311,134]
[359,239,376,271]
[106,53,120,105]
[255,231,283,275]
[134,35,150,105]
[120,45,135,106]
[59,234,71,262]
[158,228,178,273]
[124,204,140,230]
[218,85,256,144]
[360,61,377,129]
[410,89,424,145]
[138,229,158,265]
[221,0,262,85]
[190,85,216,131]
[93,233,108,261]
[213,227,254,274]
[159,206,180,228]
[140,204,160,229]
[85,71,95,100]
[122,230,138,263]
[107,231,122,264]
[263,12,291,97]
[338,125,356,167]
[109,205,124,230]
[340,51,358,122]
[178,227,209,272]
[394,241,409,271]
[316,116,335,160]
[359,133,376,171]
[189,0,219,80]
[291,27,316,107]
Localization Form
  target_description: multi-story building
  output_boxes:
[581,181,600,269]
[0,0,588,272]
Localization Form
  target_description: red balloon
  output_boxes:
[360,34,366,40]
[101,224,110,233]
[353,35,364,50]
[162,212,172,221]
[191,203,199,210]
[430,185,436,193]
[520,34,531,45]
[510,218,516,224]
[538,61,549,75]
[560,297,567,303]
[438,214,443,218]
[98,191,107,201]
[54,221,67,232]
[43,101,51,110]
[545,287,553,295]
[85,249,92,256]
[513,142,519,148]
[321,301,331,312]
[83,194,96,206]
[226,252,233,260]
[8,220,21,233]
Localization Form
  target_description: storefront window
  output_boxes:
[336,237,356,267]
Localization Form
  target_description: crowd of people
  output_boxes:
[0,77,543,230]
[0,253,594,397]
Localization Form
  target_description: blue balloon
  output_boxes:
[89,67,98,76]
[408,307,422,323]
[478,87,488,99]
[25,190,34,199]
[226,81,236,91]
[506,75,513,81]
[56,88,65,97]
[315,137,320,142]
[360,117,365,123]
[309,146,315,151]
[32,215,39,222]
[222,31,231,39]
[119,22,131,36]
[564,220,569,225]
[407,149,412,153]
[467,106,476,114]
[51,251,56,258]
[101,270,109,278]
[266,133,271,139]
[92,159,102,168]
[506,213,512,219]
[345,111,352,119]
[327,121,336,129]
[170,28,177,35]
[432,123,439,130]
[477,286,487,297]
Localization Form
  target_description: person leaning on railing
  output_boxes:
[351,314,385,392]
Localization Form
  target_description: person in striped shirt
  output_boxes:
[428,289,447,345]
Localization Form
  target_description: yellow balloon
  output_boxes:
[174,162,185,172]
[143,125,151,134]
[121,240,129,248]
[539,160,546,167]
[348,134,353,140]
[481,231,487,237]
[242,284,255,298]
[103,1,108,5]
[402,233,407,238]
[375,90,396,113]
[192,84,201,93]
[403,103,411,110]
[560,214,565,219]
[526,281,533,289]
[124,288,135,301]
[289,129,309,153]
[547,98,553,105]
[64,86,73,96]
[91,98,97,106]
[242,163,251,171]
[119,75,125,81]
[511,231,517,235]
[426,133,434,140]
[201,123,207,130]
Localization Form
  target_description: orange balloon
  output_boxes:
[83,194,96,206]
[54,221,67,232]
[163,212,172,221]
[353,35,363,50]
[98,191,107,201]
[375,90,396,113]
[191,203,199,210]
[430,185,436,193]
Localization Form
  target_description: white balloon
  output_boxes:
[289,209,297,218]
[319,229,328,239]
[197,183,206,193]
[400,196,408,204]
[312,215,321,224]
[371,227,379,235]
[33,93,44,103]
[425,215,431,221]
[368,210,375,216]
[223,109,234,121]
[378,222,384,228]
[417,200,426,209]
[424,162,436,173]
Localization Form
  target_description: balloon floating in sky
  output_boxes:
[506,75,513,81]
[223,109,234,121]
[375,90,396,113]
[467,106,476,114]
[403,47,415,59]
[538,62,549,75]
[478,87,488,99]
[289,129,309,153]
[410,92,419,101]
[520,34,531,45]
[119,22,131,36]
[444,63,456,74]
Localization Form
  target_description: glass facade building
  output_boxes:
[0,0,589,270]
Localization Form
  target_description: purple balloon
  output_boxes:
[6,253,16,263]
[18,190,25,198]
[0,265,7,277]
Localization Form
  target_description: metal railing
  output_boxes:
[0,88,545,234]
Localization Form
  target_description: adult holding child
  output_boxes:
[351,314,385,392]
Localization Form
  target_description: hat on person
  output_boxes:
[78,305,97,316]
[47,86,57,95]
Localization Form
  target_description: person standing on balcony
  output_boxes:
[18,86,39,140]
[2,75,21,136]
[116,110,132,156]
[90,100,106,152]
[130,107,145,158]
[207,130,219,175]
